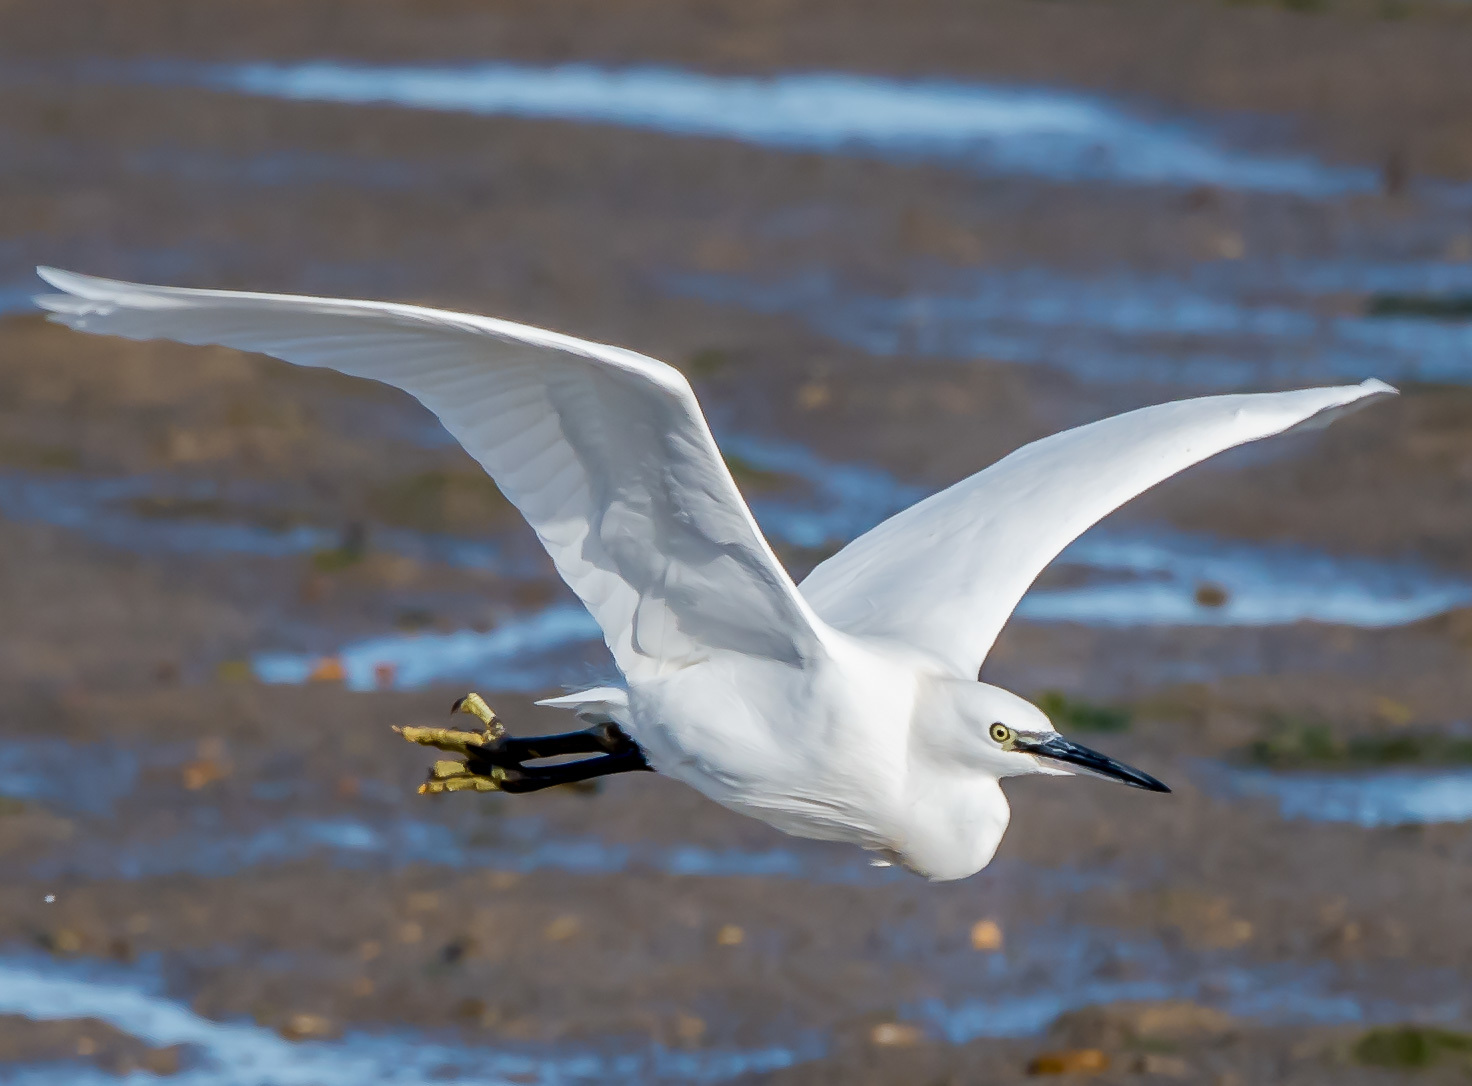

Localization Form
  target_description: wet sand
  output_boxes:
[3,0,1472,1082]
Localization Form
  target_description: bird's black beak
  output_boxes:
[1015,733,1171,793]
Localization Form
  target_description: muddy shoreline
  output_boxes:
[4,0,1472,1081]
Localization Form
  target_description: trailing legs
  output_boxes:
[395,692,652,795]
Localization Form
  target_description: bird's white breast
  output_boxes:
[619,635,1016,880]
[624,634,966,859]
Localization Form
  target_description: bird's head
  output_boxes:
[928,679,1170,793]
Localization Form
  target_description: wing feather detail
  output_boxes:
[36,267,824,681]
[800,381,1396,678]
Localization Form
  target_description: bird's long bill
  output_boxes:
[1018,734,1171,793]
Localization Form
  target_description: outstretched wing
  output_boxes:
[799,381,1395,679]
[36,267,825,681]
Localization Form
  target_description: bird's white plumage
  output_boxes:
[801,380,1395,678]
[34,267,824,684]
[34,267,1396,880]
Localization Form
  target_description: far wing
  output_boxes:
[37,267,825,682]
[799,381,1395,678]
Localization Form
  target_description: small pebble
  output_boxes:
[674,1013,706,1044]
[970,918,1004,951]
[1027,1048,1110,1074]
[795,381,831,410]
[1132,1053,1191,1077]
[43,928,84,955]
[279,1013,333,1041]
[181,759,229,791]
[543,914,581,941]
[308,656,345,683]
[870,1022,923,1047]
[216,659,252,682]
[1193,582,1229,608]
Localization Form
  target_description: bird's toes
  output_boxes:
[417,759,506,795]
[450,692,505,740]
[393,724,495,756]
[397,695,514,796]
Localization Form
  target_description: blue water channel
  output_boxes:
[166,61,1378,196]
[0,424,1465,697]
[0,954,810,1086]
[676,260,1472,387]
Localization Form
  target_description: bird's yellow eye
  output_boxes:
[989,723,1012,745]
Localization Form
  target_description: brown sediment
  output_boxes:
[2,1,1472,1081]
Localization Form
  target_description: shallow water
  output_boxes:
[0,472,517,571]
[0,735,1098,888]
[0,283,35,316]
[7,731,1466,1071]
[526,432,1472,632]
[252,522,1472,691]
[7,16,1472,1081]
[0,916,1457,1086]
[918,925,1464,1042]
[252,605,601,693]
[1023,533,1472,629]
[0,740,144,816]
[1215,765,1472,827]
[0,474,339,558]
[163,61,1376,196]
[119,146,422,190]
[23,811,886,885]
[676,263,1472,387]
[0,954,810,1085]
[248,448,1472,693]
[241,432,1472,690]
[3,448,1465,702]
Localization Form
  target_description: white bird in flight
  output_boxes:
[35,267,1395,881]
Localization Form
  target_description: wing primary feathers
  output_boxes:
[35,267,828,681]
[800,380,1396,678]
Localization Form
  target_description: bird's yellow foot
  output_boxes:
[450,692,503,734]
[395,694,653,797]
[418,758,506,794]
[394,692,507,795]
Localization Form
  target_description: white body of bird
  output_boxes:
[33,267,1396,880]
[626,637,1058,880]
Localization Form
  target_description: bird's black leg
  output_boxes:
[395,693,651,795]
[482,748,653,794]
[475,720,638,764]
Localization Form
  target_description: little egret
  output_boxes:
[35,267,1395,880]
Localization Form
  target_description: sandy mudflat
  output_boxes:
[2,1,1472,1081]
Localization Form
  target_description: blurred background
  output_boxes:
[2,1,1472,1082]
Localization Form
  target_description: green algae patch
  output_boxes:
[723,453,800,494]
[1354,1026,1472,1068]
[0,438,82,471]
[311,523,368,572]
[683,347,732,377]
[1366,293,1472,321]
[1036,691,1131,734]
[128,495,234,520]
[1247,716,1472,769]
[367,469,514,534]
